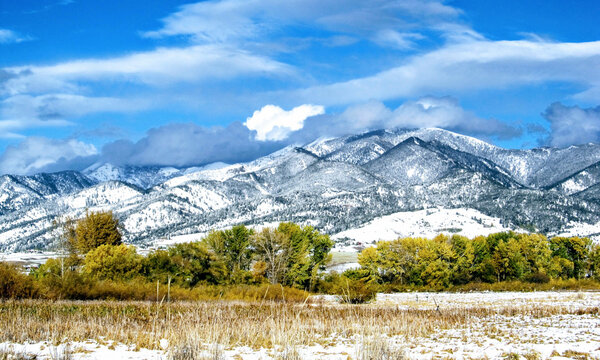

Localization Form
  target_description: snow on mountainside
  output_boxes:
[84,162,230,189]
[332,208,511,245]
[0,171,94,215]
[3,128,600,252]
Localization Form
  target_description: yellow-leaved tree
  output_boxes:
[67,210,123,254]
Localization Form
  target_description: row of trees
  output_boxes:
[34,211,334,293]
[4,210,600,302]
[352,232,600,288]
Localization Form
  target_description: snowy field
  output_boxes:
[1,291,599,360]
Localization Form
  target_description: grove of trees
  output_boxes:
[351,232,600,289]
[2,210,600,302]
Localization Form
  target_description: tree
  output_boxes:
[145,242,226,287]
[83,244,143,281]
[550,237,591,279]
[203,225,253,283]
[589,244,600,281]
[68,210,123,254]
[450,235,474,284]
[251,228,291,285]
[0,262,38,299]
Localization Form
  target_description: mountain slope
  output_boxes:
[2,127,600,251]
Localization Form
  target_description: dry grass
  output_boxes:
[1,298,598,356]
[355,336,406,360]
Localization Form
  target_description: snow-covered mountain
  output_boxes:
[3,127,600,252]
[83,162,230,189]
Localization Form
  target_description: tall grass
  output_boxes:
[0,299,596,354]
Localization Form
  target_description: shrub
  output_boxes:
[0,262,38,299]
[83,244,143,281]
[524,272,550,284]
[324,272,378,304]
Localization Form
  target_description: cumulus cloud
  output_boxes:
[0,96,524,174]
[542,102,600,147]
[0,137,98,175]
[244,104,325,141]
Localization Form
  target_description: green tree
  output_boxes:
[203,225,254,283]
[357,246,380,283]
[450,235,474,284]
[276,222,333,289]
[550,237,591,279]
[68,210,123,254]
[589,244,600,281]
[145,242,226,287]
[518,233,551,277]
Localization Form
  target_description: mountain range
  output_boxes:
[2,127,600,252]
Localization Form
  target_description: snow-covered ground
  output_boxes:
[2,291,599,359]
[332,208,512,245]
[0,251,56,267]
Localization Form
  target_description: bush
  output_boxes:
[83,244,143,281]
[322,272,378,304]
[0,262,38,299]
[525,272,550,284]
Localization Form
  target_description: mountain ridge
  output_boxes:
[2,127,600,252]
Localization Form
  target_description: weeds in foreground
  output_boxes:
[355,336,407,360]
[0,347,36,360]
[0,299,597,355]
[48,344,72,360]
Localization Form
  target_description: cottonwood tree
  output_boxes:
[251,228,291,285]
[66,210,123,254]
[203,225,254,283]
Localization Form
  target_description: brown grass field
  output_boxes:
[1,295,599,359]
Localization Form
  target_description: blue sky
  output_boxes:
[1,0,600,174]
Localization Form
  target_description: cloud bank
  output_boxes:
[0,97,525,175]
[0,137,97,175]
[543,102,600,148]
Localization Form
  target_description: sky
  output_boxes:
[0,0,599,175]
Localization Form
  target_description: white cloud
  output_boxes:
[288,97,521,142]
[245,104,325,141]
[0,45,294,137]
[0,97,521,175]
[144,0,460,45]
[0,29,31,44]
[3,45,293,95]
[543,102,600,147]
[288,39,600,106]
[2,94,148,120]
[0,94,150,138]
[0,137,98,175]
[372,30,424,49]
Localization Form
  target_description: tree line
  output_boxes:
[351,232,600,289]
[2,210,600,302]
[1,211,334,300]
